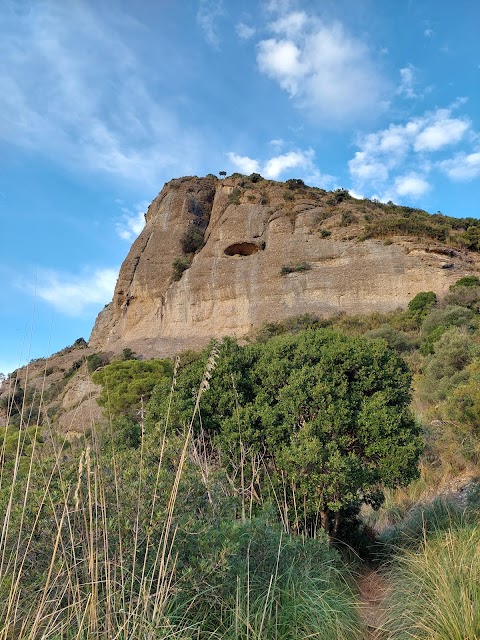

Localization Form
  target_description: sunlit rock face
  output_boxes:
[89,175,478,358]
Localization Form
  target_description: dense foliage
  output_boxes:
[92,358,172,419]
[3,276,480,638]
[147,329,421,536]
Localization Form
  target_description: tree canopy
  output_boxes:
[92,358,172,420]
[147,329,422,536]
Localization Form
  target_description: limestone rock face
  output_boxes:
[89,176,479,357]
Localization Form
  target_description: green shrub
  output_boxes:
[333,188,352,204]
[320,229,332,238]
[340,211,357,226]
[420,305,477,354]
[408,291,437,320]
[172,255,191,281]
[460,224,480,250]
[92,358,172,420]
[120,347,136,361]
[0,425,40,464]
[286,178,305,190]
[450,275,480,288]
[63,358,83,378]
[86,352,110,373]
[248,172,263,183]
[228,188,242,205]
[445,284,480,311]
[280,262,312,275]
[420,328,475,402]
[151,330,422,537]
[180,225,204,254]
[283,190,295,201]
[364,326,415,353]
[253,314,329,342]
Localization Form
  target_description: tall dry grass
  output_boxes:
[0,348,215,639]
[383,522,480,639]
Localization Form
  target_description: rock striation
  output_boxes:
[89,175,479,357]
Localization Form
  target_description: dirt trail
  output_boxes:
[357,567,390,639]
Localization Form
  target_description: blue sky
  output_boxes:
[1,0,479,375]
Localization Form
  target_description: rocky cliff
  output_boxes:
[89,175,479,357]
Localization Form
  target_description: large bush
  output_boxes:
[92,358,172,420]
[148,330,422,536]
[420,305,477,354]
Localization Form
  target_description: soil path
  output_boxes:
[357,567,389,639]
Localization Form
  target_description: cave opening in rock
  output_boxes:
[224,242,261,256]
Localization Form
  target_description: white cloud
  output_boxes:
[116,201,148,241]
[263,150,314,179]
[256,12,386,122]
[414,117,470,151]
[34,268,118,316]
[236,22,255,39]
[226,147,335,186]
[397,65,417,99]
[394,173,431,198]
[347,189,364,200]
[227,152,260,174]
[349,152,390,183]
[424,29,434,37]
[265,0,293,13]
[439,151,480,181]
[257,39,305,94]
[197,0,224,48]
[271,11,308,37]
[0,3,202,186]
[349,104,474,199]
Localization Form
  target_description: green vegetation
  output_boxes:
[0,342,365,639]
[86,351,110,373]
[360,200,480,249]
[340,210,357,226]
[3,275,480,637]
[407,290,437,321]
[380,497,480,639]
[180,224,205,254]
[147,330,421,536]
[92,358,172,419]
[450,275,480,288]
[280,261,312,275]
[172,255,191,280]
[285,178,305,190]
[228,187,242,205]
[0,424,40,466]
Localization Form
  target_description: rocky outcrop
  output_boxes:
[89,176,479,357]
